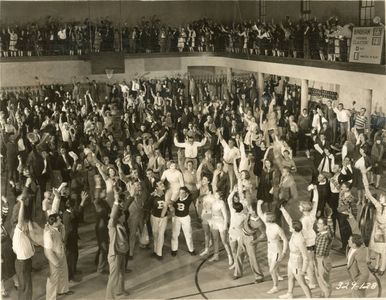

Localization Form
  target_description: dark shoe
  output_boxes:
[99,270,109,275]
[58,291,74,296]
[156,255,163,261]
[127,255,133,260]
[233,275,241,280]
[378,270,385,276]
[69,277,81,283]
[189,250,197,256]
[125,268,132,273]
[171,251,177,257]
[116,291,130,298]
[255,277,264,283]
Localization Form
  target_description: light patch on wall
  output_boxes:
[144,57,181,71]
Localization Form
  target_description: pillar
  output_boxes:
[226,67,232,90]
[257,72,264,109]
[301,79,309,111]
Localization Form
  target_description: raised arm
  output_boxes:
[256,200,266,224]
[109,192,121,228]
[178,171,185,187]
[310,185,319,217]
[174,135,186,148]
[279,204,293,229]
[96,162,109,182]
[198,137,207,148]
[363,174,381,209]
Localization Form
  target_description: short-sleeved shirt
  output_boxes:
[12,224,35,260]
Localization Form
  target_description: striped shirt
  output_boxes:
[354,115,367,130]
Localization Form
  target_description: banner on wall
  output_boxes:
[349,26,384,64]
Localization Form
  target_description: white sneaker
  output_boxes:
[199,249,209,257]
[229,263,236,270]
[309,284,317,290]
[267,287,279,294]
[228,255,234,266]
[208,255,219,262]
[278,275,284,281]
[279,293,293,299]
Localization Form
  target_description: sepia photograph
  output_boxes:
[0,0,385,299]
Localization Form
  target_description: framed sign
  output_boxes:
[349,26,384,64]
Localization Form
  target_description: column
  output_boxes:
[257,72,264,109]
[301,79,309,111]
[226,67,232,90]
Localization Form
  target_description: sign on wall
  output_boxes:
[349,26,384,64]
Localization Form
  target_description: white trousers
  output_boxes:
[46,255,69,300]
[171,215,194,252]
[150,215,168,256]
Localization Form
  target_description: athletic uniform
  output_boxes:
[209,200,227,231]
[150,191,168,256]
[171,195,194,252]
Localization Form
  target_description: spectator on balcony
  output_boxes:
[1,27,10,57]
[317,23,326,61]
[303,21,311,59]
[177,28,187,53]
[57,25,67,55]
[8,27,18,57]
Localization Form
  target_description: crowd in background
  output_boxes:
[1,14,383,61]
[0,72,385,299]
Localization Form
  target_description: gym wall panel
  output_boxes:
[144,57,181,71]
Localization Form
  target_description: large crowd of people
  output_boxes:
[0,72,385,300]
[2,14,383,61]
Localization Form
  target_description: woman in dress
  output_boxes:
[242,112,258,149]
[337,182,359,251]
[354,146,372,207]
[8,27,18,57]
[94,28,102,53]
[256,159,277,211]
[370,137,384,189]
[177,28,187,53]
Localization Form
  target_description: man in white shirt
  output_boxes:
[174,134,207,170]
[12,185,35,300]
[333,103,351,144]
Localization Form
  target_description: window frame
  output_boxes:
[301,0,311,21]
[359,0,375,26]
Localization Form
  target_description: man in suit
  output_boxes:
[56,146,74,183]
[346,234,370,297]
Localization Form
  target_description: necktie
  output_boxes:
[155,157,158,170]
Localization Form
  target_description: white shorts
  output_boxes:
[209,216,226,232]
